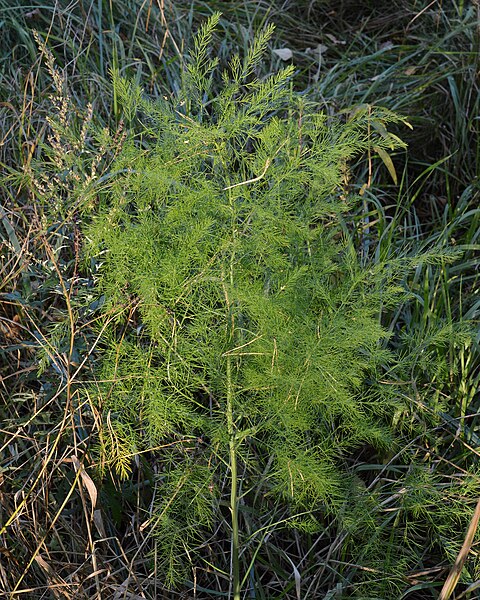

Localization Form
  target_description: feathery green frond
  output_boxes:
[83,15,423,596]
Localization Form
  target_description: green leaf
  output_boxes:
[373,144,398,184]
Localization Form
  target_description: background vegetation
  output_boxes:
[0,1,479,598]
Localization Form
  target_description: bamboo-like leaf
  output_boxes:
[373,145,398,184]
[0,201,21,254]
[72,456,98,518]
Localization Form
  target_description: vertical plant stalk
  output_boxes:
[225,185,240,600]
[438,496,480,600]
[227,354,240,600]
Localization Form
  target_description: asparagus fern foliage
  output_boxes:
[86,14,416,596]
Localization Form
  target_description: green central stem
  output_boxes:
[226,354,240,600]
[225,182,240,600]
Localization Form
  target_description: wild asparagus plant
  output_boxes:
[86,14,416,597]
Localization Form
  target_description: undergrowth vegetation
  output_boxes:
[0,1,479,599]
